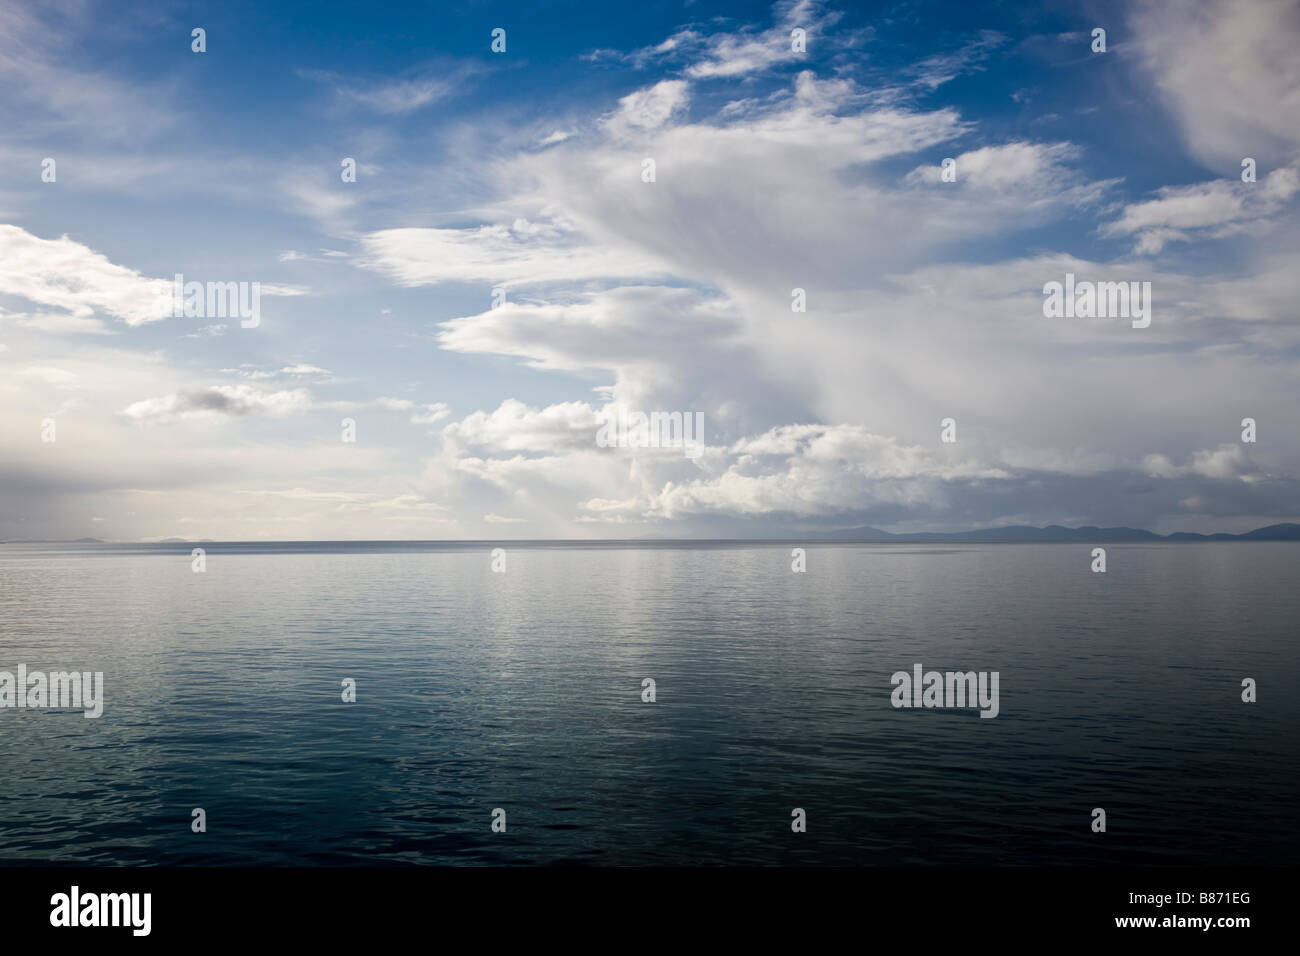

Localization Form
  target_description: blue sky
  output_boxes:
[1,0,1298,540]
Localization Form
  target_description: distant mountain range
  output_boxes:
[817,522,1300,542]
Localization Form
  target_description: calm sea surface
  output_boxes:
[0,541,1296,866]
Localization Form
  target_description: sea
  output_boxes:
[0,540,1295,866]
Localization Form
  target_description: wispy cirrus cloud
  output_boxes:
[593,0,854,79]
[297,63,481,114]
[356,219,673,288]
[907,30,1005,90]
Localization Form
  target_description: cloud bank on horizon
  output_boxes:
[1,0,1297,540]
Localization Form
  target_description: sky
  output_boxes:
[1,0,1297,541]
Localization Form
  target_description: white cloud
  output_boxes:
[123,385,313,425]
[669,0,846,79]
[1102,164,1300,252]
[356,219,671,288]
[0,225,165,327]
[0,225,307,331]
[1130,0,1300,169]
[373,397,452,425]
[603,80,690,135]
[443,399,601,454]
[223,364,332,381]
[906,141,1078,190]
[326,396,451,426]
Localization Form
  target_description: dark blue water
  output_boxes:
[0,541,1295,865]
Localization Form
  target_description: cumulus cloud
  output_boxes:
[442,399,602,455]
[370,11,1297,534]
[645,423,1007,518]
[418,397,1294,534]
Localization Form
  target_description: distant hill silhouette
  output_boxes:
[821,522,1300,542]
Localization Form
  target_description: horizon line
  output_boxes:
[5,520,1298,547]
